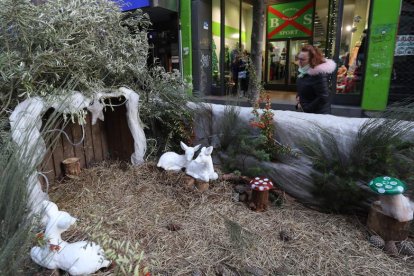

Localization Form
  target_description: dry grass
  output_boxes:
[45,161,414,276]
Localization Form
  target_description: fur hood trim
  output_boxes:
[308,59,336,75]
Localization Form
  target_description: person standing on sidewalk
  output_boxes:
[296,45,336,114]
[237,51,249,98]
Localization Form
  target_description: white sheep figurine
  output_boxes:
[186,146,218,182]
[157,141,201,171]
[31,201,111,276]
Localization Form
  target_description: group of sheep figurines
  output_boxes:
[157,141,218,182]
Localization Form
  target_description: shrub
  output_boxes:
[301,101,414,213]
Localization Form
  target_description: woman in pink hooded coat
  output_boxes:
[296,45,336,114]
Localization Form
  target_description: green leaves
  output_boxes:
[81,218,148,275]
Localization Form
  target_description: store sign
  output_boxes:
[395,35,414,56]
[267,0,314,39]
[113,0,150,11]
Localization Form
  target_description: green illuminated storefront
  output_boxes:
[186,0,408,111]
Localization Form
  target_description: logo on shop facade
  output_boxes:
[267,0,314,39]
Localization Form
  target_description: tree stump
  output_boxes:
[62,157,81,178]
[250,190,269,212]
[367,202,412,241]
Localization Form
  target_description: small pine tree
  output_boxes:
[217,105,270,177]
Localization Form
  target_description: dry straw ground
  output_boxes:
[44,161,414,275]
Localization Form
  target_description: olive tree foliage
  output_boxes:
[0,0,150,109]
[0,0,194,152]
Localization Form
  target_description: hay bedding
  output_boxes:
[47,161,414,276]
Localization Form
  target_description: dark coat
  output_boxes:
[296,59,336,114]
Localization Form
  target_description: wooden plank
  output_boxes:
[103,107,114,159]
[119,105,130,161]
[103,103,122,160]
[41,110,63,182]
[39,147,56,186]
[91,114,103,162]
[100,118,109,161]
[117,102,135,161]
[51,130,64,181]
[62,121,75,160]
[83,114,95,167]
[71,122,86,169]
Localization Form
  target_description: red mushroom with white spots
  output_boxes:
[249,177,273,211]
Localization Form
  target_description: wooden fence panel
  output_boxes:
[103,103,134,161]
[40,106,134,182]
[38,148,56,191]
[104,105,119,160]
[51,135,64,180]
[103,106,121,160]
[83,114,96,167]
[100,119,109,160]
[71,123,86,169]
[62,122,76,162]
[91,116,103,162]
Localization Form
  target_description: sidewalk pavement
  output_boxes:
[202,93,363,118]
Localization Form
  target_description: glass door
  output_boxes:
[289,39,309,84]
[267,41,287,84]
[266,39,310,88]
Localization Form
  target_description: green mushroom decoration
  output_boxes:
[369,176,406,195]
[368,176,413,222]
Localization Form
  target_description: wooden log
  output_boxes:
[62,157,81,178]
[195,180,209,192]
[182,175,195,190]
[221,173,251,184]
[367,202,412,241]
[250,190,269,212]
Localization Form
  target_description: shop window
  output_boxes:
[211,0,251,95]
[314,0,329,53]
[389,0,414,101]
[267,41,287,84]
[212,0,221,90]
[211,0,242,94]
[336,0,371,95]
[225,0,242,95]
[242,2,253,53]
[324,0,339,58]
